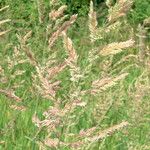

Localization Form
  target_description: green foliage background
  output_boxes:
[0,0,150,149]
[1,0,150,24]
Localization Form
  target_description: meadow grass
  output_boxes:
[0,0,150,150]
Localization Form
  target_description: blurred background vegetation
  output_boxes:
[0,0,150,24]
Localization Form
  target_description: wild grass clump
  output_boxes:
[19,0,133,149]
[0,0,150,149]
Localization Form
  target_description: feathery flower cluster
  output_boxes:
[0,5,10,36]
[108,0,133,23]
[100,39,135,56]
[37,0,45,23]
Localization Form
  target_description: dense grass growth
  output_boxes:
[0,0,150,150]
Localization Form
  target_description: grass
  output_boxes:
[0,0,150,150]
